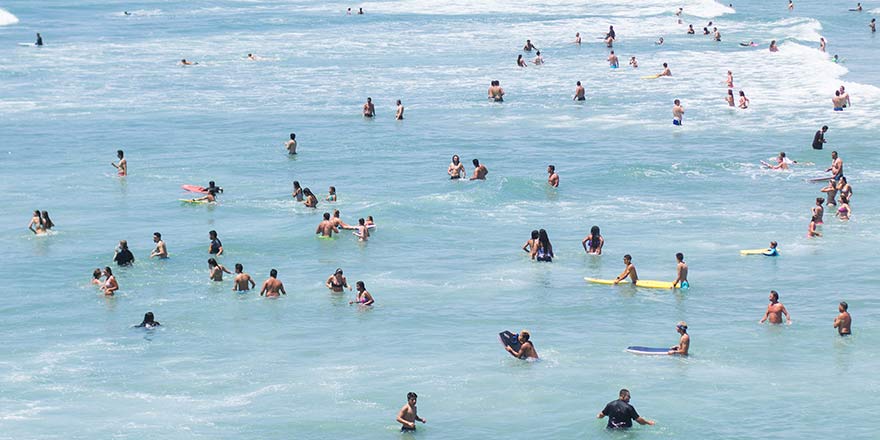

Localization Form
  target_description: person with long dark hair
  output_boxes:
[533,229,554,262]
[582,226,604,255]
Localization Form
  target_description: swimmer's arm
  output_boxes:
[581,237,588,251]
[614,267,630,283]
[833,316,841,328]
[27,219,36,234]
[248,278,256,289]
[259,283,268,296]
[635,416,655,425]
[111,161,119,169]
[759,307,770,323]
[279,283,286,295]
[782,306,792,324]
[221,265,232,275]
[523,241,532,253]
[216,245,223,256]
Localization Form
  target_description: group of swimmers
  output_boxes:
[26,210,55,235]
[361,97,404,120]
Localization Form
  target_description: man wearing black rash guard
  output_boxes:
[598,389,654,429]
[812,126,827,150]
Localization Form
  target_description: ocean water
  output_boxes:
[1,0,879,438]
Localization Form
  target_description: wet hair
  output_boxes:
[520,330,530,341]
[290,133,296,140]
[840,301,848,311]
[367,216,373,221]
[366,97,371,102]
[728,89,734,96]
[119,240,128,250]
[663,62,668,67]
[452,154,459,161]
[676,252,684,261]
[396,99,401,105]
[358,218,365,225]
[140,312,156,325]
[235,263,243,272]
[323,212,330,220]
[839,176,847,184]
[329,186,336,193]
[104,266,113,276]
[548,165,555,172]
[576,81,581,86]
[739,90,746,97]
[293,181,301,189]
[530,230,539,239]
[472,159,480,166]
[333,210,340,217]
[407,392,417,400]
[674,99,681,105]
[779,152,786,158]
[590,226,601,249]
[538,229,551,252]
[209,230,217,238]
[816,197,824,204]
[356,280,365,290]
[623,254,632,261]
[619,389,630,399]
[270,269,278,277]
[770,290,779,301]
[770,241,778,247]
[154,232,161,239]
[822,125,828,130]
[117,149,124,157]
[40,211,54,229]
[208,258,217,267]
[335,268,343,275]
[93,268,102,279]
[303,188,313,197]
[535,50,541,55]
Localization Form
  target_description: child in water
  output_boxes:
[326,186,337,202]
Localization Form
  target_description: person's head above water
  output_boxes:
[623,254,632,263]
[619,389,631,401]
[676,252,684,262]
[270,268,278,278]
[117,149,124,158]
[235,263,243,272]
[153,232,161,241]
[356,280,365,291]
[208,258,218,267]
[676,321,688,333]
[663,62,668,67]
[290,133,296,140]
[452,154,460,163]
[472,158,480,167]
[519,330,530,342]
[769,290,779,302]
[770,241,778,248]
[548,164,555,173]
[93,268,102,279]
[138,312,160,328]
[839,301,848,311]
[209,230,217,239]
[530,230,539,239]
[323,212,331,220]
[674,99,681,105]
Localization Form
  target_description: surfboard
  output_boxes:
[18,43,34,47]
[740,248,770,255]
[640,74,660,79]
[584,277,674,289]
[626,346,669,355]
[807,176,832,182]
[499,331,521,352]
[181,184,207,193]
[179,199,210,204]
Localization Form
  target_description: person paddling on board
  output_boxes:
[658,62,671,77]
[505,330,538,359]
[671,252,688,289]
[764,241,779,256]
[834,302,851,335]
[189,187,218,203]
[760,290,792,325]
[597,389,655,429]
[396,392,426,432]
[668,322,689,355]
[613,254,638,285]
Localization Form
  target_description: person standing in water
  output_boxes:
[605,26,616,47]
[395,100,404,120]
[870,18,876,33]
[808,215,822,237]
[27,210,45,235]
[349,280,374,305]
[574,81,586,101]
[488,80,505,102]
[363,97,375,117]
[597,389,655,429]
[788,0,794,11]
[547,165,559,187]
[738,90,750,109]
[574,32,581,45]
[672,99,684,126]
[208,230,223,255]
[826,150,843,180]
[582,225,604,255]
[470,159,488,180]
[812,198,825,224]
[303,188,318,208]
[101,267,119,296]
[532,229,554,262]
[292,181,303,201]
[614,254,638,284]
[533,51,544,65]
[39,211,54,232]
[35,33,43,46]
[819,37,826,52]
[523,230,539,255]
[326,268,350,292]
[629,56,638,68]
[260,269,286,298]
[113,240,135,266]
[285,133,297,154]
[834,302,851,335]
[111,150,127,176]
[668,322,690,355]
[396,392,426,432]
[448,155,466,179]
[726,89,735,106]
[523,39,537,51]
[763,241,780,256]
[150,232,168,258]
[233,263,256,291]
[354,218,370,242]
[812,125,828,150]
[671,253,689,289]
[208,258,232,281]
[505,330,539,359]
[760,290,792,325]
[769,40,779,52]
[607,51,619,68]
[316,212,339,238]
[517,54,528,67]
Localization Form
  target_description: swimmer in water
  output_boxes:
[285,133,297,154]
[837,193,851,220]
[523,230,539,255]
[605,26,616,47]
[703,27,710,35]
[581,225,604,255]
[91,268,103,285]
[395,100,404,120]
[326,186,337,202]
[687,24,695,34]
[517,54,527,67]
[870,18,876,33]
[760,290,792,325]
[675,7,683,23]
[808,215,822,237]
[180,59,197,66]
[365,216,375,227]
[396,392,426,432]
[597,389,655,429]
[834,302,851,335]
[726,89,735,106]
[574,32,581,45]
[363,97,375,117]
[303,188,318,208]
[35,33,43,46]
[247,53,259,61]
[470,159,488,180]
[208,230,223,255]
[614,254,638,284]
[713,27,721,41]
[208,258,232,281]
[113,240,135,266]
[668,322,690,355]
[326,268,351,293]
[769,40,779,52]
[354,218,370,241]
[547,165,559,187]
[832,54,840,63]
[124,11,131,16]
[658,62,671,77]
[764,241,780,256]
[448,155,466,179]
[189,187,218,203]
[358,8,364,15]
[102,267,119,296]
[832,90,845,110]
[532,229,553,262]
[738,90,750,109]
[330,210,352,230]
[854,2,862,11]
[837,176,852,201]
[135,312,160,328]
[655,37,664,45]
[488,80,504,102]
[233,263,256,291]
[826,150,844,180]
[838,86,850,107]
[316,212,339,238]
[260,269,286,298]
[150,232,168,258]
[573,81,586,101]
[505,330,539,359]
[767,151,795,170]
[27,210,45,235]
[812,125,828,150]
[523,39,537,51]
[726,70,734,88]
[812,198,825,224]
[111,149,127,176]
[819,37,826,52]
[292,181,303,201]
[788,0,794,11]
[349,280,374,305]
[607,51,619,68]
[821,180,838,207]
[629,56,638,68]
[671,252,689,289]
[533,51,544,65]
[39,211,54,232]
[672,99,684,126]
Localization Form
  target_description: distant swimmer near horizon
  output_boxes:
[35,33,43,46]
[180,59,198,65]
[850,2,862,12]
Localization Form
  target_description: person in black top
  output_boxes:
[208,230,223,255]
[597,389,655,429]
[812,125,828,150]
[113,240,135,266]
[134,312,160,329]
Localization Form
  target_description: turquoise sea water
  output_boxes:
[1,1,879,438]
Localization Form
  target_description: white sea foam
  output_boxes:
[0,8,18,26]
